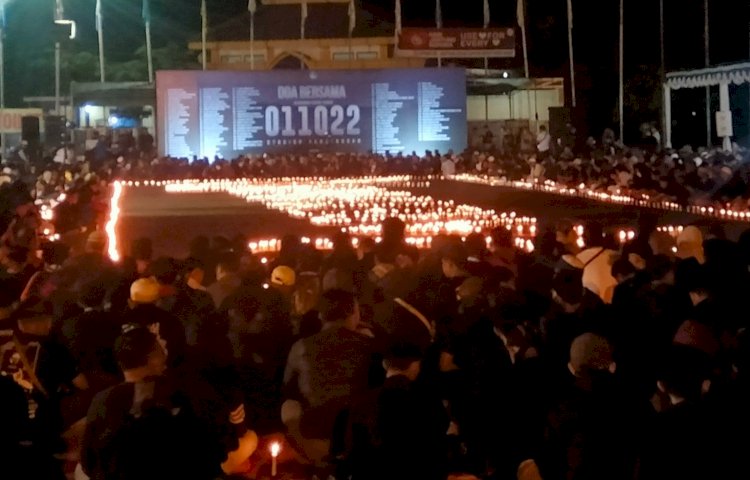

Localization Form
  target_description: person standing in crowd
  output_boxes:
[80,326,231,480]
[282,289,374,465]
[347,342,449,480]
[638,345,714,480]
[1,297,87,479]
[208,252,243,308]
[122,277,186,369]
[536,125,552,160]
[6,140,750,480]
[534,333,649,480]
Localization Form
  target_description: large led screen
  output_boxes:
[156,68,467,159]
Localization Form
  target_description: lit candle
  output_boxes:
[270,442,281,477]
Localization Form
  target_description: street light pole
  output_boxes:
[0,2,6,157]
[54,0,63,115]
[55,41,60,114]
[618,0,624,142]
[0,19,5,156]
[53,2,75,117]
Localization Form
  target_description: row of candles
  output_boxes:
[451,174,750,222]
[243,225,682,257]
[248,234,538,257]
[125,175,431,190]
[246,226,685,257]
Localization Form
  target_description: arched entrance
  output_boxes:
[270,53,309,70]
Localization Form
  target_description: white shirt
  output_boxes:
[537,131,551,152]
[441,159,456,177]
[577,247,617,304]
[54,147,75,164]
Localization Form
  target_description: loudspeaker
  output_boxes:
[44,115,66,149]
[548,107,589,144]
[548,107,571,140]
[21,116,40,145]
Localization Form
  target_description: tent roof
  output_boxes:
[666,62,750,90]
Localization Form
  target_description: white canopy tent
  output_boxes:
[664,61,750,150]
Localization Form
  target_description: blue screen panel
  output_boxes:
[156,68,467,159]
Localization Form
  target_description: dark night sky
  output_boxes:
[3,0,748,134]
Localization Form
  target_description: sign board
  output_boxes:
[157,68,467,158]
[715,110,733,138]
[397,28,516,58]
[0,109,44,134]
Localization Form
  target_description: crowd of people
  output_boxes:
[1,156,750,479]
[105,145,750,214]
[5,122,750,212]
[0,127,749,479]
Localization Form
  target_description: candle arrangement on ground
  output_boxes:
[119,174,750,222]
[103,177,728,262]
[164,177,538,247]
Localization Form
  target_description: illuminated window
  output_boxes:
[356,51,378,60]
[220,55,243,64]
[244,54,266,64]
[332,52,353,61]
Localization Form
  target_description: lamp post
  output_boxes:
[0,1,6,156]
[53,0,75,116]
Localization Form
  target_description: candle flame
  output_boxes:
[270,442,281,457]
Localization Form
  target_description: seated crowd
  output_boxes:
[3,123,749,212]
[1,162,750,480]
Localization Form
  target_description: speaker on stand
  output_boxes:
[21,116,42,163]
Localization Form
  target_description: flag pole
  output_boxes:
[704,0,710,146]
[0,5,5,157]
[517,0,529,78]
[142,0,153,82]
[96,0,105,82]
[435,0,442,67]
[566,0,576,107]
[250,11,255,70]
[659,0,666,146]
[518,0,531,128]
[145,20,153,83]
[348,0,355,63]
[300,1,307,70]
[201,0,207,71]
[618,0,624,141]
[483,0,490,75]
[394,0,401,41]
[249,0,257,70]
